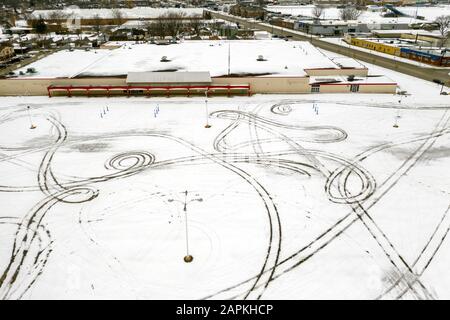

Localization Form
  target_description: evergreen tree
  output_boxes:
[32,16,48,36]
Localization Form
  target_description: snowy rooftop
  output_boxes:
[31,7,204,20]
[15,20,29,27]
[309,75,396,85]
[267,4,450,23]
[372,29,444,38]
[329,57,367,69]
[297,19,361,26]
[0,34,10,43]
[354,37,442,49]
[126,71,212,84]
[14,40,355,79]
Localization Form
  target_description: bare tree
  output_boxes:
[435,15,450,47]
[93,14,102,35]
[126,0,135,9]
[255,0,265,7]
[143,21,154,38]
[161,12,187,39]
[145,21,165,39]
[311,6,324,20]
[339,7,361,21]
[146,12,201,39]
[47,11,68,21]
[111,8,125,26]
[76,27,83,41]
[150,19,168,39]
[32,15,47,39]
[189,18,202,36]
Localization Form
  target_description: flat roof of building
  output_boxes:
[126,71,212,84]
[267,4,450,23]
[329,57,366,69]
[352,37,448,55]
[372,29,443,38]
[14,40,359,78]
[31,7,204,20]
[309,75,397,86]
[353,37,428,45]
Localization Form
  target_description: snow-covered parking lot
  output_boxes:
[0,86,449,300]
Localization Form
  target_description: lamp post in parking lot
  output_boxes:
[205,90,211,128]
[168,191,203,263]
[27,106,36,129]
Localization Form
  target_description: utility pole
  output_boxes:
[227,42,231,76]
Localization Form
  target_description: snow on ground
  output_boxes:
[15,40,342,78]
[0,54,449,299]
[1,41,450,300]
[267,4,450,23]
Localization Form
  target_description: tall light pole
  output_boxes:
[205,90,211,128]
[227,41,231,76]
[168,191,203,263]
[27,106,36,129]
[393,97,402,128]
[393,115,399,128]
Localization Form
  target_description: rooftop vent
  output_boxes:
[315,78,340,83]
[256,55,266,61]
[160,56,170,62]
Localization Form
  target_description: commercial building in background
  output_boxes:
[372,29,449,47]
[0,40,397,96]
[294,20,415,36]
[28,7,205,26]
[345,34,450,66]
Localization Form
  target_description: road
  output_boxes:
[209,11,450,86]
